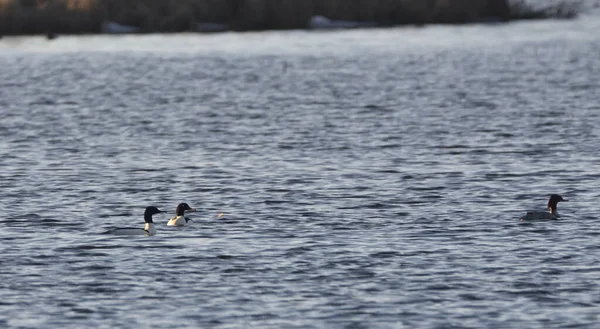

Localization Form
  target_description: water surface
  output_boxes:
[1,14,600,329]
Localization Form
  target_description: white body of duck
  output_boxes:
[107,206,163,236]
[167,203,197,226]
[520,194,567,221]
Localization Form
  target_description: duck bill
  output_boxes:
[188,208,197,212]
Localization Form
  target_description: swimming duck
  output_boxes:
[107,206,163,236]
[520,194,567,221]
[167,203,197,226]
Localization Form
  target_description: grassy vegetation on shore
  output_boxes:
[0,0,582,36]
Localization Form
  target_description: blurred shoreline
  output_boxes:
[0,0,582,37]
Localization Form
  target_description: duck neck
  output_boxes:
[144,223,156,235]
[176,206,185,217]
[144,213,154,223]
[548,199,559,214]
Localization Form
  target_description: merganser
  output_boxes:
[106,206,163,236]
[520,194,567,221]
[167,203,197,226]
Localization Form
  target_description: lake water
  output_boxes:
[1,12,600,329]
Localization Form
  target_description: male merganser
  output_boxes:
[106,206,163,236]
[520,194,567,221]
[167,203,197,226]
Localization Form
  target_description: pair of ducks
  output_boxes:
[109,203,196,236]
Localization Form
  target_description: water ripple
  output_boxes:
[1,18,600,329]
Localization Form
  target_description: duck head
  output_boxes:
[547,194,567,214]
[144,206,163,223]
[175,203,197,216]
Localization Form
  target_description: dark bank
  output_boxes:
[0,0,581,36]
